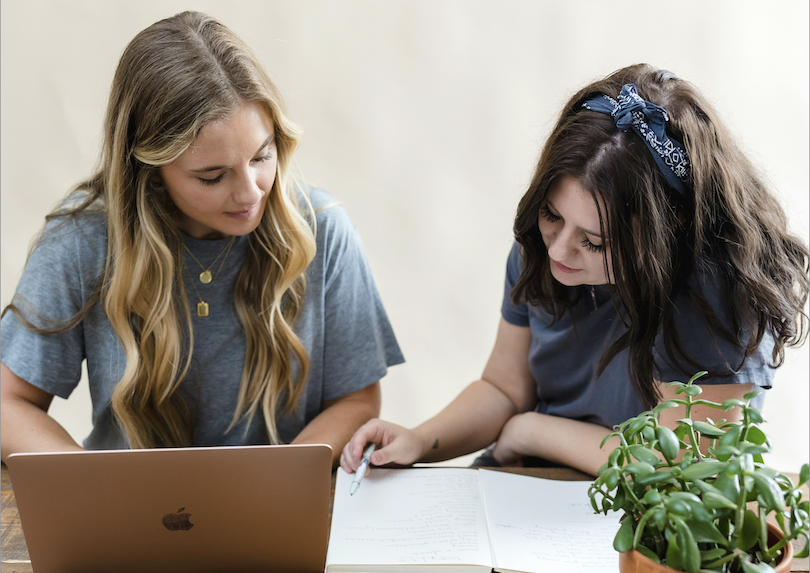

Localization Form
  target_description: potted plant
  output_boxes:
[588,372,809,573]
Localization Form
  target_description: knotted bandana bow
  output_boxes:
[583,84,690,197]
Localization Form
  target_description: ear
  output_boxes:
[150,170,166,191]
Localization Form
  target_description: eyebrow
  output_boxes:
[546,199,603,239]
[190,134,275,173]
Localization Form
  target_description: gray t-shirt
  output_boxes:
[1,187,404,449]
[500,242,774,429]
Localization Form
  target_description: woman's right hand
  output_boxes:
[339,418,426,475]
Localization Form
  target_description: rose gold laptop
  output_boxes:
[6,444,332,573]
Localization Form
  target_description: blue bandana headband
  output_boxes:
[582,84,691,197]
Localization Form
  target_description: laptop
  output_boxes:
[6,444,332,573]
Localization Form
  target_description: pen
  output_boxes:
[349,443,376,496]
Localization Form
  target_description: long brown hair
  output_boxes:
[513,63,809,409]
[3,11,316,447]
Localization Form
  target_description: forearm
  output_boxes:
[0,399,83,463]
[292,383,381,468]
[501,411,618,476]
[412,379,518,463]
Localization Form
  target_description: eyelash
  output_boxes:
[197,152,274,186]
[539,205,561,223]
[581,238,604,253]
[540,205,604,253]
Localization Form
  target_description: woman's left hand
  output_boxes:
[492,413,529,467]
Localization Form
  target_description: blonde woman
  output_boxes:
[0,11,403,466]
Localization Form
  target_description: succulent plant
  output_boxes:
[589,372,809,573]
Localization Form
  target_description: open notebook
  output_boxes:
[326,467,619,573]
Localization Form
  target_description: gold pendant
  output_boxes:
[197,301,209,317]
[199,270,213,284]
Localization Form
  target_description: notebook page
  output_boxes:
[326,468,493,567]
[478,470,619,573]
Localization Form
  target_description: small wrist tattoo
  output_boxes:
[432,439,439,450]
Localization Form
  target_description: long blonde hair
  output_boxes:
[5,11,316,447]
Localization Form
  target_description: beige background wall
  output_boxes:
[2,1,808,472]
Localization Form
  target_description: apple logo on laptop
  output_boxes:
[162,508,194,531]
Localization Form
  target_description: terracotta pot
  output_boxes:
[618,522,794,573]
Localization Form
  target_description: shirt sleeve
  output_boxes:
[316,204,405,401]
[501,241,530,326]
[652,267,776,389]
[1,213,105,398]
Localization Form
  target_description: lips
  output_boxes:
[225,205,258,220]
[552,260,581,273]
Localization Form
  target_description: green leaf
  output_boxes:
[674,517,701,573]
[641,489,662,504]
[702,491,738,510]
[800,464,809,486]
[665,498,692,517]
[641,426,656,442]
[604,468,619,490]
[628,445,661,466]
[737,442,769,455]
[751,471,786,511]
[736,509,759,551]
[745,425,768,446]
[653,507,667,530]
[739,553,777,573]
[673,424,688,441]
[665,530,684,571]
[653,401,679,415]
[746,408,764,423]
[685,519,728,545]
[757,467,779,479]
[796,533,809,559]
[636,544,661,563]
[627,416,650,435]
[743,390,763,402]
[613,486,628,512]
[713,472,741,502]
[692,420,725,438]
[624,462,656,475]
[700,547,728,562]
[656,426,680,461]
[713,444,742,458]
[721,398,745,408]
[684,500,714,522]
[689,478,721,495]
[680,460,725,480]
[682,385,702,397]
[668,491,702,503]
[613,518,634,552]
[635,469,676,486]
[688,371,708,384]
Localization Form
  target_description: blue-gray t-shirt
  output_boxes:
[500,242,774,429]
[1,187,404,449]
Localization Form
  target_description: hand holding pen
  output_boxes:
[339,419,429,478]
[349,443,376,495]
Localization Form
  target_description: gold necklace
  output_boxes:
[183,236,236,284]
[182,237,236,317]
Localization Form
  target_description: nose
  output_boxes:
[545,226,577,262]
[232,168,264,206]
